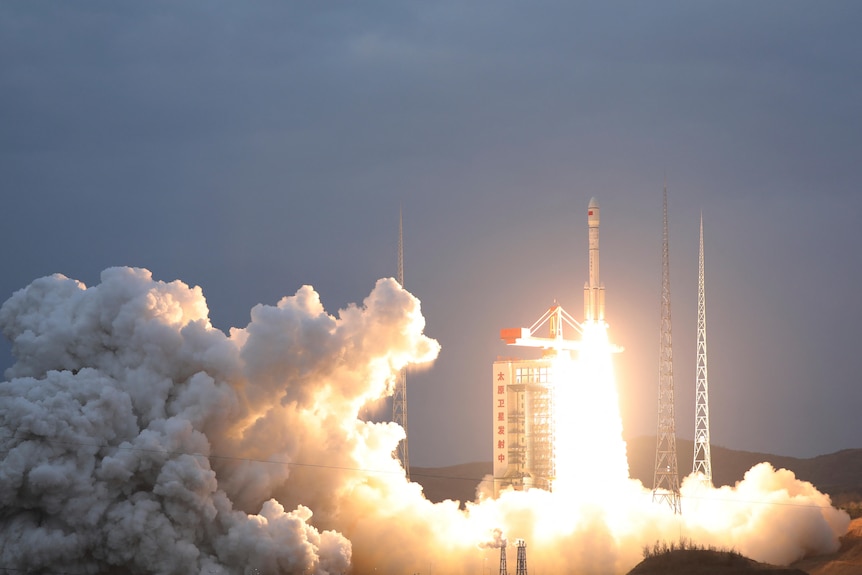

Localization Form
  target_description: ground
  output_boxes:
[791,517,862,575]
[628,548,807,575]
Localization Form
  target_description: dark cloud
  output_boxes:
[2,1,861,468]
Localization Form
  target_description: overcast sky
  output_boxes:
[2,1,860,467]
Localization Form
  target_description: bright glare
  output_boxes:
[465,318,849,573]
[553,320,628,496]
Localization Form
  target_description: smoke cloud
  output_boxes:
[0,268,850,574]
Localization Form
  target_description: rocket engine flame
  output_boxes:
[0,267,850,574]
[553,320,629,496]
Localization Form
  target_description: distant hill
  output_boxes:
[411,439,862,506]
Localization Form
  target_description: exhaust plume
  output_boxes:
[0,267,850,574]
[0,267,435,574]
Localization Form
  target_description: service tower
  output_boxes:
[584,197,606,322]
[493,304,579,495]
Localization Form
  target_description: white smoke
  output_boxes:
[0,267,850,574]
[0,267,435,574]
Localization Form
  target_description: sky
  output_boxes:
[2,1,861,469]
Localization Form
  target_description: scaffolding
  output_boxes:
[506,373,555,491]
[529,384,554,491]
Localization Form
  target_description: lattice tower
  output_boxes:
[652,184,682,514]
[392,206,410,479]
[515,540,527,575]
[692,213,713,484]
[499,540,508,575]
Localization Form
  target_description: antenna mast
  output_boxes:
[393,206,410,479]
[652,183,682,513]
[692,213,713,484]
[398,206,404,288]
[515,540,527,575]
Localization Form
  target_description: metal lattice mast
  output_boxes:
[652,183,682,514]
[398,206,404,289]
[692,213,713,484]
[515,540,527,575]
[393,206,410,479]
[499,540,508,575]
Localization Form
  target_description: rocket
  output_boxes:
[584,197,606,322]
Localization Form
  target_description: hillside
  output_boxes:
[792,517,862,575]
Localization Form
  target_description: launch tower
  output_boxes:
[692,214,713,484]
[652,185,682,513]
[392,207,410,479]
[498,540,508,575]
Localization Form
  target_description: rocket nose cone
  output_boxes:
[588,197,599,209]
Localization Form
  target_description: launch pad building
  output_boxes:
[492,355,557,494]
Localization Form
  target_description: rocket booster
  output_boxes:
[584,197,606,322]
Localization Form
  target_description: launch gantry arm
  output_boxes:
[500,304,582,352]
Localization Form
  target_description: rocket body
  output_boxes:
[584,197,606,322]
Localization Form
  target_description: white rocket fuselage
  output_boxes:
[584,197,606,322]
